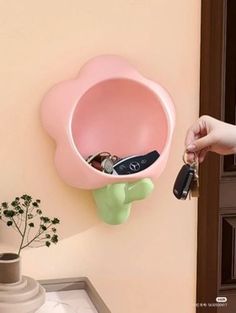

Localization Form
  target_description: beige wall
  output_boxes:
[0,1,201,312]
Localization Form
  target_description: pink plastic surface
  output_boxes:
[41,55,175,189]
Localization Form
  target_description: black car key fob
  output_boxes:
[113,150,160,175]
[173,164,195,199]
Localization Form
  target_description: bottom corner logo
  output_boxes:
[216,297,227,303]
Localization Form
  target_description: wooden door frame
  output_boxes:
[197,0,227,311]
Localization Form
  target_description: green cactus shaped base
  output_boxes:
[92,178,154,225]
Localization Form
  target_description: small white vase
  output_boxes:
[0,253,45,313]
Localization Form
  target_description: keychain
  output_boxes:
[173,151,199,200]
[86,152,120,174]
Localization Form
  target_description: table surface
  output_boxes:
[36,289,98,313]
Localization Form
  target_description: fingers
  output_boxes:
[184,117,210,164]
[185,148,209,164]
[185,152,196,164]
[186,134,213,153]
[185,115,212,148]
[198,147,209,163]
[185,120,202,147]
[184,115,215,164]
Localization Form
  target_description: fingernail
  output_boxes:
[199,156,204,163]
[186,144,196,152]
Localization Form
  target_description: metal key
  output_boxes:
[189,161,199,198]
[173,151,199,200]
[183,151,199,198]
[101,158,115,174]
[86,152,120,174]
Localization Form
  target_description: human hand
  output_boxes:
[185,115,236,163]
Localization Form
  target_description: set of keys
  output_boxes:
[86,149,199,199]
[173,151,199,200]
[86,152,120,174]
[86,150,160,175]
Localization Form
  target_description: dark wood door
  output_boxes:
[198,0,236,312]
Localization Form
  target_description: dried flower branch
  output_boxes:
[0,195,60,256]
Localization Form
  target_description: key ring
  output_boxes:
[86,152,111,164]
[182,150,198,166]
[86,152,120,173]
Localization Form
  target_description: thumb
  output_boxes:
[186,134,213,152]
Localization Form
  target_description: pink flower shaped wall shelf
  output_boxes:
[41,55,175,224]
